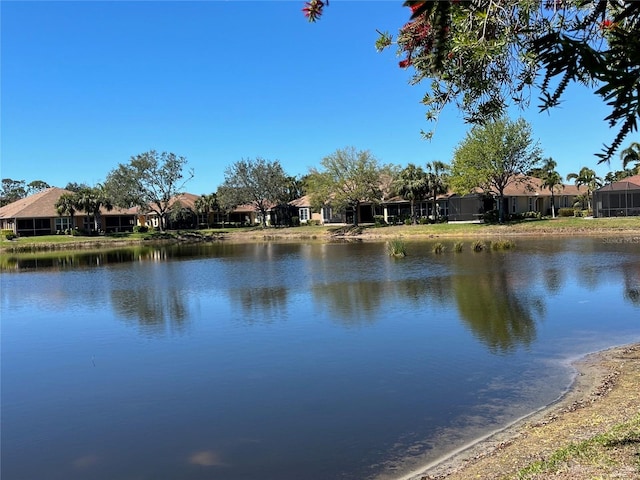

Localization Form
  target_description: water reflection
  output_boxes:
[229,286,289,320]
[452,271,541,354]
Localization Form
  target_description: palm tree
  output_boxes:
[620,141,640,173]
[566,167,602,213]
[426,160,449,222]
[194,193,219,228]
[394,164,428,224]
[75,186,113,232]
[55,193,78,233]
[536,158,563,218]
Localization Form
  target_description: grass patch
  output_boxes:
[453,241,464,253]
[472,239,486,252]
[491,239,516,250]
[514,413,640,479]
[387,237,407,257]
[432,242,446,254]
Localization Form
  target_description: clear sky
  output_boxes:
[1,0,635,195]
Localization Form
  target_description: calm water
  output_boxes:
[1,237,639,480]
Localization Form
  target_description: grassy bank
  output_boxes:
[1,217,639,253]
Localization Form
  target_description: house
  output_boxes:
[594,175,640,217]
[448,176,586,222]
[0,187,136,236]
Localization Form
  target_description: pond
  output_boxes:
[1,237,639,480]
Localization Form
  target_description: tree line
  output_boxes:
[3,119,639,229]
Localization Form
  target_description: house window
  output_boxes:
[299,208,310,222]
[511,197,517,213]
[55,217,72,231]
[528,197,534,212]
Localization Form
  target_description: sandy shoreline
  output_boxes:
[397,343,640,480]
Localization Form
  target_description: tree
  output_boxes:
[394,164,429,224]
[104,151,193,231]
[55,193,78,232]
[75,186,113,232]
[450,117,541,224]
[532,157,563,218]
[306,146,383,226]
[218,158,290,228]
[0,179,27,206]
[620,141,640,171]
[64,182,91,193]
[308,1,640,162]
[194,193,219,228]
[26,180,50,195]
[566,166,603,212]
[426,160,449,221]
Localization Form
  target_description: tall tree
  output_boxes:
[309,1,640,162]
[0,179,27,206]
[55,193,79,232]
[26,180,50,195]
[566,167,603,212]
[306,147,382,226]
[620,141,640,172]
[218,158,290,228]
[426,160,449,221]
[64,182,91,193]
[450,117,541,224]
[394,164,429,224]
[194,193,219,228]
[533,157,563,218]
[104,151,193,231]
[75,186,113,232]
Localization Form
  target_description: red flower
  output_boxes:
[399,58,411,68]
[302,0,326,22]
[409,2,424,14]
[600,19,614,30]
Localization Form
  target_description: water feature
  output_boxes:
[1,237,639,479]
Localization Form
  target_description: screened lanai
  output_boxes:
[594,175,640,217]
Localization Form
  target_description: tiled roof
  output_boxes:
[597,175,640,191]
[0,187,136,219]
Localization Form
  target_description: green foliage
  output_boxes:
[472,239,486,252]
[374,215,386,227]
[558,208,575,217]
[133,225,149,233]
[451,117,541,223]
[2,229,17,240]
[453,241,463,253]
[306,147,383,226]
[394,163,429,224]
[491,239,515,250]
[104,150,193,231]
[432,242,445,254]
[387,237,407,257]
[378,1,639,162]
[218,157,291,228]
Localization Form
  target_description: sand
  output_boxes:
[398,343,640,480]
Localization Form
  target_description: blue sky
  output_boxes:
[1,0,634,195]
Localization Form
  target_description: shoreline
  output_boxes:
[397,343,640,480]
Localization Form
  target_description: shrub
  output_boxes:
[133,225,149,233]
[374,215,386,227]
[419,217,429,225]
[404,218,412,225]
[2,229,17,240]
[492,239,515,250]
[453,241,464,252]
[432,242,445,254]
[472,239,486,252]
[291,216,300,227]
[483,209,499,223]
[558,208,575,217]
[387,237,407,257]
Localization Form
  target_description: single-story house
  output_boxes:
[0,187,137,236]
[594,175,640,217]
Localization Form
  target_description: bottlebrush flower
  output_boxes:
[302,0,327,22]
[399,58,411,68]
[600,19,614,30]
